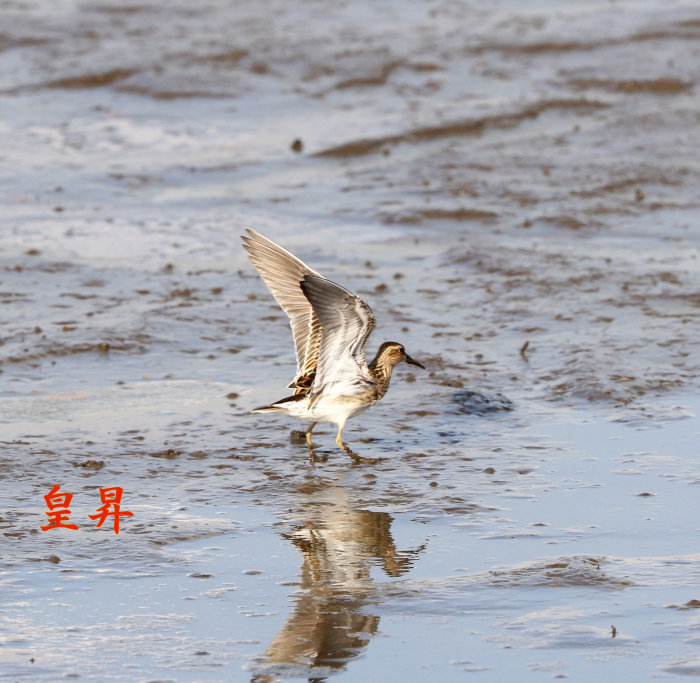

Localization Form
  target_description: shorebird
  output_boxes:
[242,229,424,461]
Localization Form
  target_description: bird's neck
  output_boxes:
[368,351,396,395]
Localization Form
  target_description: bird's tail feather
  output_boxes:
[250,404,281,414]
[250,394,301,414]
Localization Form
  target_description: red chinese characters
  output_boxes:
[40,484,79,531]
[40,485,133,534]
[89,487,134,534]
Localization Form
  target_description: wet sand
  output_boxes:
[1,0,699,680]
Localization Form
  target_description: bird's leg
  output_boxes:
[306,422,326,462]
[306,422,317,447]
[335,424,346,450]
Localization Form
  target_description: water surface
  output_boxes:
[1,0,699,680]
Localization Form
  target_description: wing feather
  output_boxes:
[299,275,376,398]
[242,229,323,385]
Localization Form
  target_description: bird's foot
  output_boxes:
[307,444,328,463]
[340,443,380,465]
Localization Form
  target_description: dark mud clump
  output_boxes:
[451,390,514,415]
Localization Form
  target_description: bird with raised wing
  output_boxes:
[242,229,424,461]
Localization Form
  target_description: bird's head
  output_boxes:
[376,341,425,369]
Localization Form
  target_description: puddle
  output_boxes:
[3,395,699,680]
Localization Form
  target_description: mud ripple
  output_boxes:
[488,556,632,589]
[314,99,608,158]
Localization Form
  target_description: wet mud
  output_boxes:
[1,0,700,680]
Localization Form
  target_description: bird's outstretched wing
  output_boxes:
[242,229,323,388]
[300,274,376,399]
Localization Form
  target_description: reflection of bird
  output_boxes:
[242,229,424,460]
[253,486,426,680]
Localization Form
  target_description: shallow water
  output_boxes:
[2,0,699,680]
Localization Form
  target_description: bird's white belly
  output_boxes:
[314,396,374,423]
[282,389,376,425]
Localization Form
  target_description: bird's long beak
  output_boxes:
[405,354,425,369]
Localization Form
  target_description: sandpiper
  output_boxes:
[242,229,424,461]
